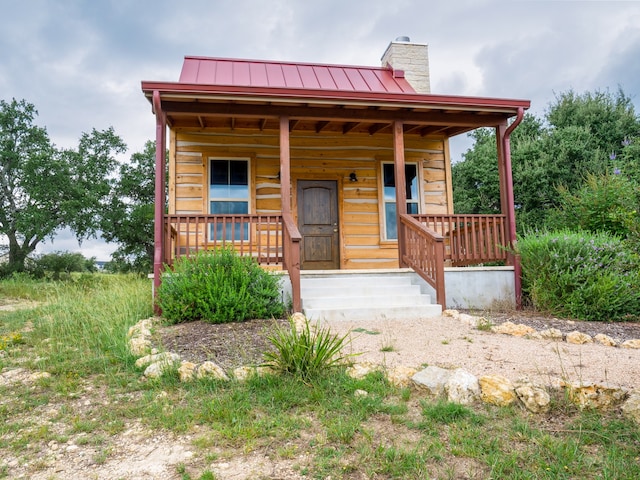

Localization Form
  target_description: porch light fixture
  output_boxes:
[349,172,358,182]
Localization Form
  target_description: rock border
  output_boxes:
[126,313,640,423]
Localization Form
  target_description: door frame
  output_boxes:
[293,175,344,269]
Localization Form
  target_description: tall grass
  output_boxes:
[0,274,153,376]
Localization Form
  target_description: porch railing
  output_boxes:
[164,214,284,264]
[412,214,508,266]
[164,213,302,311]
[400,213,510,309]
[399,214,446,307]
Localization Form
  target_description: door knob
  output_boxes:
[333,228,338,232]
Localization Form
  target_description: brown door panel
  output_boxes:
[297,180,339,270]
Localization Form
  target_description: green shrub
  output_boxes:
[263,316,354,381]
[548,172,640,240]
[517,229,640,321]
[157,248,285,324]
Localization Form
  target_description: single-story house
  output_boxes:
[142,37,530,320]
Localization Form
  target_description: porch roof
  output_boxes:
[141,56,530,136]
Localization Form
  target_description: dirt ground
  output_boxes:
[4,309,640,479]
[159,311,640,389]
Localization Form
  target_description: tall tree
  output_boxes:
[0,98,126,274]
[452,89,640,231]
[100,141,156,273]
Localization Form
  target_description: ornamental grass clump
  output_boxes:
[263,316,354,382]
[157,248,285,324]
[518,229,640,321]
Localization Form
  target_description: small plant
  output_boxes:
[475,317,494,332]
[263,317,355,381]
[157,248,285,324]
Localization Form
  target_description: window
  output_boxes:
[382,163,419,240]
[209,159,249,240]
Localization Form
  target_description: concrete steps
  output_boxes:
[301,270,442,321]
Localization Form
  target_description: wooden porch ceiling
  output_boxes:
[158,98,512,137]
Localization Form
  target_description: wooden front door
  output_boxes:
[297,180,340,270]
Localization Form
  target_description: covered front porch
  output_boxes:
[143,55,529,315]
[162,211,510,312]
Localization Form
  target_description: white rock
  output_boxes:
[458,313,482,327]
[135,352,180,369]
[412,366,453,397]
[566,381,628,411]
[354,389,369,397]
[491,322,536,337]
[196,361,229,381]
[566,331,593,345]
[346,362,379,379]
[290,312,307,332]
[129,336,152,356]
[594,334,618,347]
[178,361,197,382]
[386,366,418,387]
[446,368,480,405]
[538,328,563,340]
[144,361,175,379]
[514,380,551,413]
[622,390,640,424]
[442,309,460,319]
[479,375,516,407]
[621,339,640,349]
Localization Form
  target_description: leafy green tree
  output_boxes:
[452,89,640,231]
[36,251,95,280]
[0,98,126,275]
[100,141,156,273]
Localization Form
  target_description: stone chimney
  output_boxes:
[381,36,431,94]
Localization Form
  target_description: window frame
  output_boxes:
[207,157,252,241]
[379,160,422,242]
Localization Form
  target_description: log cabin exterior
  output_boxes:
[142,39,530,314]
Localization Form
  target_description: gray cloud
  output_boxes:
[2,0,639,260]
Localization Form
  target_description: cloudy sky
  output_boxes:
[2,0,639,261]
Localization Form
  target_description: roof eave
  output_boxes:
[141,81,531,114]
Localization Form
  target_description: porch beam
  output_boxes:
[393,120,408,268]
[161,101,510,127]
[152,91,167,310]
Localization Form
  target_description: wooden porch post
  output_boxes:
[393,120,408,267]
[152,91,167,312]
[280,116,302,312]
[496,121,522,309]
[279,116,291,215]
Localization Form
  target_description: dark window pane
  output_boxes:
[383,163,395,187]
[210,160,228,185]
[211,222,249,241]
[229,160,248,185]
[407,202,419,214]
[406,164,418,200]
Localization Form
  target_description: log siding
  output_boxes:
[170,127,452,269]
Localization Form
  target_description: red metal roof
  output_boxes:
[179,56,416,95]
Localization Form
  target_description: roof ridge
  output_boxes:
[183,55,395,72]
